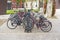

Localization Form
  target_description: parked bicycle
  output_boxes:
[7,10,52,32]
[7,11,25,29]
[22,11,52,32]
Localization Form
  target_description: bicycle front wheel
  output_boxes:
[40,21,52,32]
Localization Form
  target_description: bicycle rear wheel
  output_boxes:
[7,19,17,29]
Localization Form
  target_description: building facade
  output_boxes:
[55,0,60,9]
[0,0,7,15]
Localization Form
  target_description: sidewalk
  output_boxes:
[0,9,60,33]
[0,19,7,26]
[0,9,60,40]
[0,15,10,26]
[0,15,10,19]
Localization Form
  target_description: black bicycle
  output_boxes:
[22,15,33,32]
[7,13,22,29]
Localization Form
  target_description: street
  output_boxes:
[0,9,60,40]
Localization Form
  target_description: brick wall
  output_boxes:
[0,0,7,15]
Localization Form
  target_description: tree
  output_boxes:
[38,0,40,10]
[43,0,47,14]
[31,0,33,10]
[16,0,20,6]
[22,0,26,12]
[22,0,25,8]
[16,0,20,8]
[51,0,56,17]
